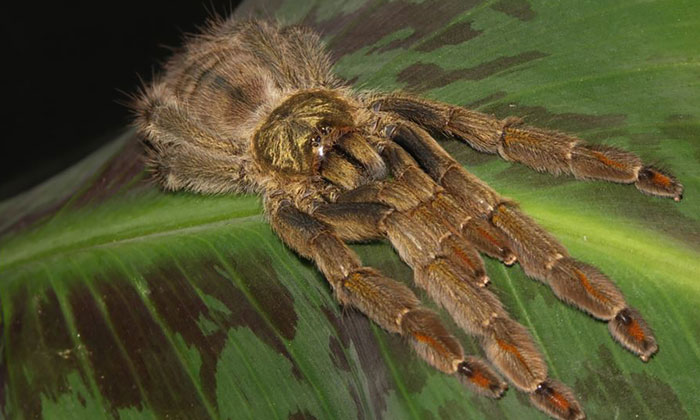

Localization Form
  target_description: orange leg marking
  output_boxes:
[496,338,532,375]
[548,389,571,412]
[628,319,646,342]
[476,225,504,248]
[413,332,449,356]
[651,171,672,187]
[574,268,609,303]
[452,245,477,270]
[470,369,492,388]
[592,151,626,169]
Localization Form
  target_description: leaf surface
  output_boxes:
[2,1,699,419]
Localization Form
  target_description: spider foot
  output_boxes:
[635,166,683,201]
[401,308,464,373]
[609,307,658,362]
[530,380,585,420]
[456,356,508,398]
[439,234,490,287]
[460,216,517,265]
[482,318,549,391]
[546,257,625,320]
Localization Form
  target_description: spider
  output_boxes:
[132,18,683,420]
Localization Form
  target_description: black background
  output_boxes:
[2,1,243,199]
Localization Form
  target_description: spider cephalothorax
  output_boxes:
[133,18,682,420]
[254,90,356,173]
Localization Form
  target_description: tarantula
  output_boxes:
[133,18,683,420]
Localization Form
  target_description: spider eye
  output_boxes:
[311,135,321,147]
[319,126,330,135]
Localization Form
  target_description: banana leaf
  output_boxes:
[1,0,699,418]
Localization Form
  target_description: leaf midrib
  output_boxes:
[0,213,264,275]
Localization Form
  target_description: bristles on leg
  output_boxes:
[456,356,507,398]
[635,166,683,201]
[401,308,464,373]
[529,380,585,420]
[609,307,658,361]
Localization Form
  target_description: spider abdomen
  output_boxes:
[162,20,342,146]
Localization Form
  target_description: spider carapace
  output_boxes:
[133,18,683,420]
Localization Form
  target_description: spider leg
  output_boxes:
[267,198,507,397]
[313,202,390,242]
[335,148,491,287]
[335,155,516,266]
[372,95,683,200]
[385,121,658,362]
[378,122,516,265]
[134,83,255,194]
[382,140,516,266]
[491,202,658,360]
[336,142,584,419]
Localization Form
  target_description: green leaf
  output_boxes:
[2,1,699,419]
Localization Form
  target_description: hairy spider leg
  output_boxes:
[386,121,658,363]
[134,83,255,194]
[373,95,683,201]
[331,134,585,419]
[268,199,507,397]
[366,125,517,266]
